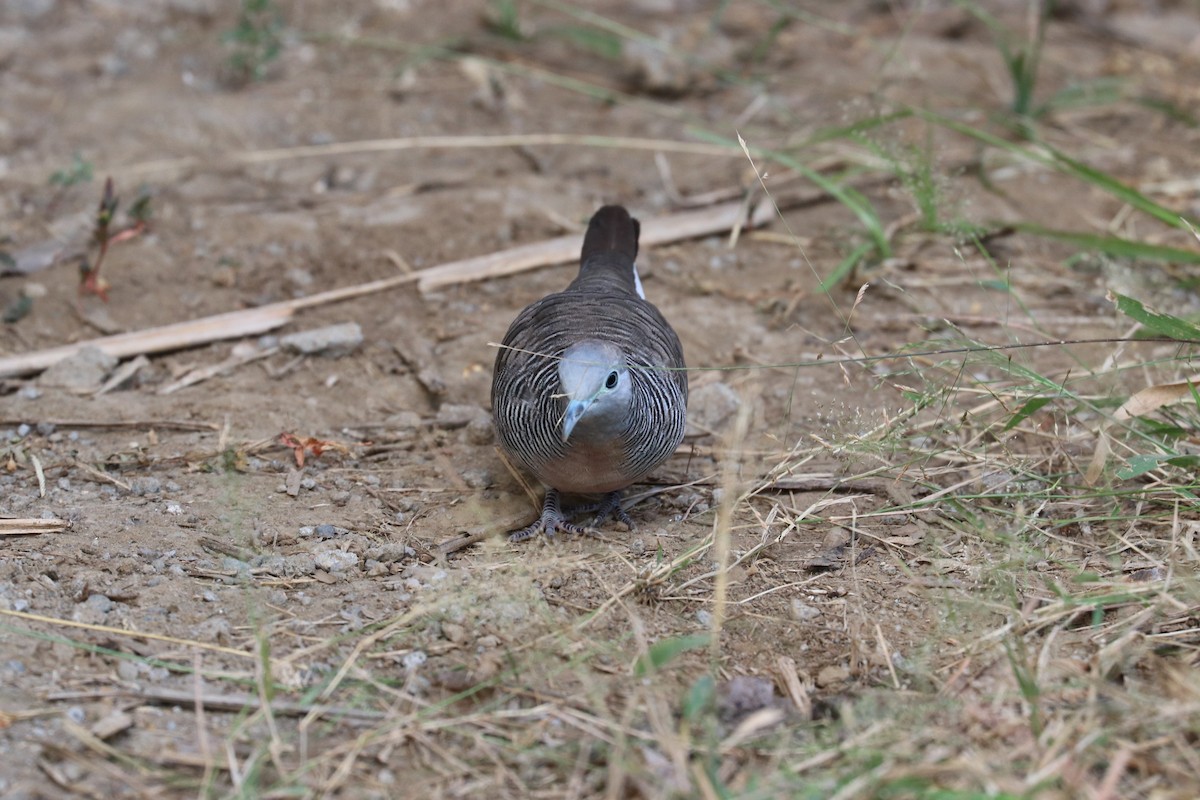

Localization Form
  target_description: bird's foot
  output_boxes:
[508,489,594,542]
[586,491,636,531]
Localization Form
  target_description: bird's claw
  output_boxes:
[508,489,627,542]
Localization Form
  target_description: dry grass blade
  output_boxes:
[47,687,388,722]
[98,133,740,182]
[0,608,252,659]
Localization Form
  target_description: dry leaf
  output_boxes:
[1088,375,1199,483]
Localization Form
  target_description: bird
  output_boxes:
[491,205,688,541]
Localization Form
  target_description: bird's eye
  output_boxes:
[605,371,619,389]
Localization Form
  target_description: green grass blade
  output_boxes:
[916,110,1196,229]
[634,633,710,677]
[701,129,890,259]
[1013,223,1200,263]
[1044,146,1193,229]
[1111,293,1200,341]
[1003,396,1054,432]
[819,240,874,293]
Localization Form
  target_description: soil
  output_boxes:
[2,1,1198,798]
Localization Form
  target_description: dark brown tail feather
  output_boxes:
[581,205,639,265]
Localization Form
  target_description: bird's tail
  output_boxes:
[581,205,640,265]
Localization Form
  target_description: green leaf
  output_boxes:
[2,293,33,324]
[1116,453,1164,479]
[1111,293,1200,341]
[634,633,710,677]
[1003,396,1052,431]
[682,674,715,721]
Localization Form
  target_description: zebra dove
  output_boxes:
[491,205,688,541]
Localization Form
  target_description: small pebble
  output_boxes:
[86,594,113,613]
[791,600,821,621]
[314,523,341,539]
[461,468,491,489]
[280,322,363,357]
[132,477,162,496]
[436,404,485,429]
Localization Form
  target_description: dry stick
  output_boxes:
[434,511,533,558]
[417,198,775,292]
[0,418,220,431]
[0,518,69,536]
[0,304,294,379]
[44,687,387,723]
[0,199,770,379]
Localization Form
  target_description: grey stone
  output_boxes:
[314,549,358,573]
[131,477,162,496]
[436,404,486,429]
[9,0,58,22]
[686,381,742,435]
[39,346,118,393]
[280,322,363,357]
[314,523,344,539]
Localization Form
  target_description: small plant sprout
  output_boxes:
[78,177,151,302]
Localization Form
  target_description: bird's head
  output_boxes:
[557,340,631,442]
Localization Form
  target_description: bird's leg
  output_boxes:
[586,490,636,531]
[509,489,591,542]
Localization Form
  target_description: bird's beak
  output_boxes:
[562,398,589,442]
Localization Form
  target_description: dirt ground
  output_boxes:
[2,1,1199,798]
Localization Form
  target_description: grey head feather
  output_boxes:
[558,340,630,442]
